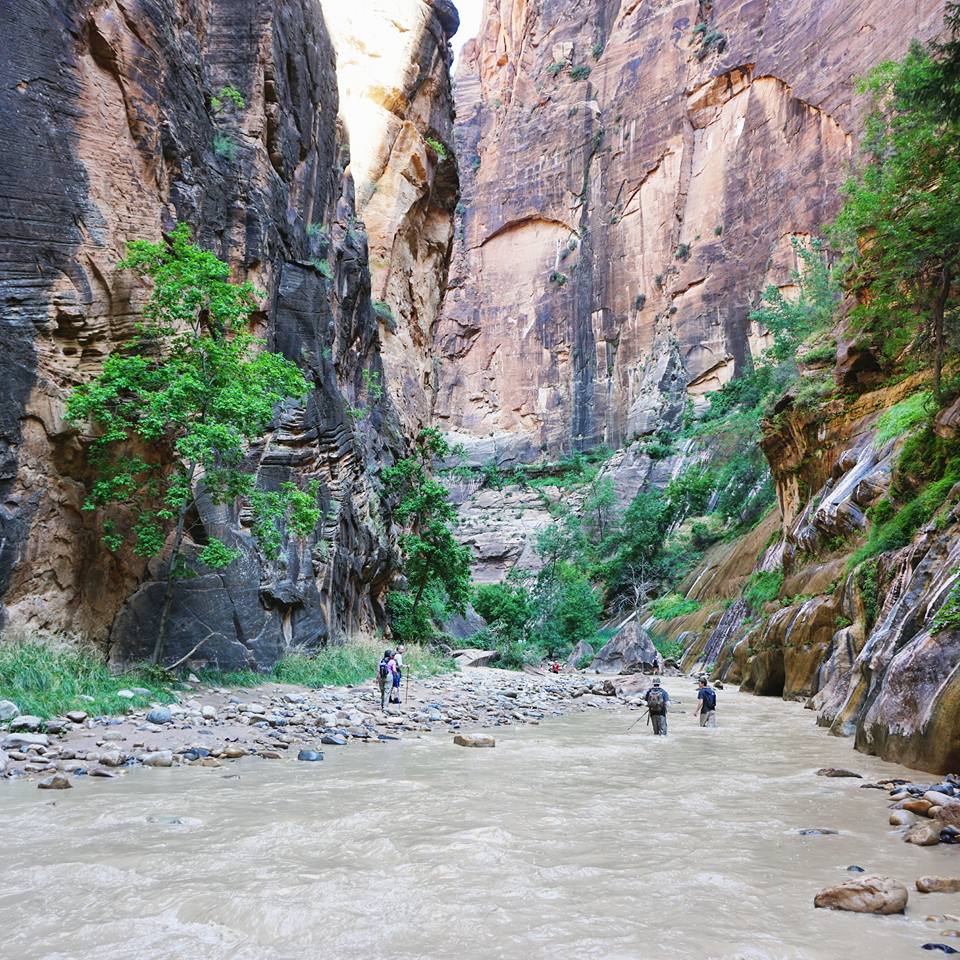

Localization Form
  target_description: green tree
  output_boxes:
[583,476,616,542]
[749,237,839,365]
[473,576,533,645]
[383,428,472,641]
[830,26,960,400]
[66,224,314,665]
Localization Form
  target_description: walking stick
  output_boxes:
[626,708,649,732]
[405,665,410,705]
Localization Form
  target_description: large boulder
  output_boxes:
[814,876,908,914]
[566,640,595,668]
[590,621,663,675]
[451,648,500,668]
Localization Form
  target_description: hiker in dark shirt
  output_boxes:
[644,676,670,735]
[695,677,717,727]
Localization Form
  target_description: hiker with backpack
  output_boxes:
[391,645,405,704]
[644,676,670,735]
[695,676,717,727]
[377,649,398,711]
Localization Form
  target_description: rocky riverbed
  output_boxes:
[0,667,629,788]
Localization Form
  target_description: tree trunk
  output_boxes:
[151,463,197,666]
[932,263,952,403]
[408,574,429,636]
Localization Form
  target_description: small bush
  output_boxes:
[743,568,783,610]
[372,299,394,321]
[211,85,245,113]
[799,342,837,366]
[570,65,592,81]
[714,224,723,236]
[312,258,333,280]
[634,293,647,310]
[649,594,701,620]
[675,242,691,261]
[213,133,236,161]
[549,270,568,286]
[873,390,931,446]
[424,136,449,160]
[591,40,604,59]
[932,575,960,632]
[547,61,566,77]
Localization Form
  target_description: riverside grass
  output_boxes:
[0,639,457,720]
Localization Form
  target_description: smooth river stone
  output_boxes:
[814,876,908,914]
[918,877,960,894]
[453,734,495,748]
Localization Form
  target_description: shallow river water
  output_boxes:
[3,678,960,960]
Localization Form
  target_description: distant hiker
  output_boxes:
[695,677,717,727]
[391,645,405,704]
[378,649,398,711]
[644,676,669,735]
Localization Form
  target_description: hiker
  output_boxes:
[695,676,717,727]
[644,676,670,735]
[391,645,405,704]
[377,649,397,711]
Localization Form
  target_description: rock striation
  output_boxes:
[0,1,458,668]
[434,0,943,463]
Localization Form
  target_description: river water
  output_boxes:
[3,678,960,960]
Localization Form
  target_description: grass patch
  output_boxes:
[649,594,701,620]
[847,459,960,569]
[874,390,931,446]
[0,640,177,720]
[650,632,684,661]
[0,639,457,721]
[272,642,456,688]
[743,569,783,610]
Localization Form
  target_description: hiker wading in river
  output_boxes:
[695,676,717,727]
[377,649,398,711]
[644,677,669,735]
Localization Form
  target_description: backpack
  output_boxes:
[647,688,666,715]
[701,688,717,711]
[378,657,391,680]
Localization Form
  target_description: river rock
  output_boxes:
[454,734,495,748]
[798,828,838,836]
[116,689,135,700]
[816,768,862,778]
[927,791,960,808]
[918,877,960,894]
[88,767,117,778]
[37,774,72,790]
[0,700,19,722]
[141,750,173,767]
[321,734,347,746]
[221,746,246,759]
[9,715,42,732]
[451,649,501,668]
[146,707,173,725]
[2,732,49,750]
[201,706,217,720]
[904,798,934,815]
[297,749,324,761]
[906,822,942,846]
[98,751,123,767]
[65,710,88,723]
[590,620,663,675]
[890,810,917,826]
[814,875,908,914]
[922,946,960,954]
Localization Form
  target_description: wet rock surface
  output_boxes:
[814,875,908,914]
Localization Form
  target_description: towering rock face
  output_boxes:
[435,0,943,464]
[322,0,460,434]
[0,0,457,668]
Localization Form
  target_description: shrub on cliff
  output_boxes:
[829,13,960,401]
[66,224,317,666]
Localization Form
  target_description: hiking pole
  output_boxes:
[405,665,410,706]
[626,708,649,732]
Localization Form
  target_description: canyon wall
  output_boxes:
[435,0,944,465]
[0,0,458,669]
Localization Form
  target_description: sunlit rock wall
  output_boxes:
[435,0,943,463]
